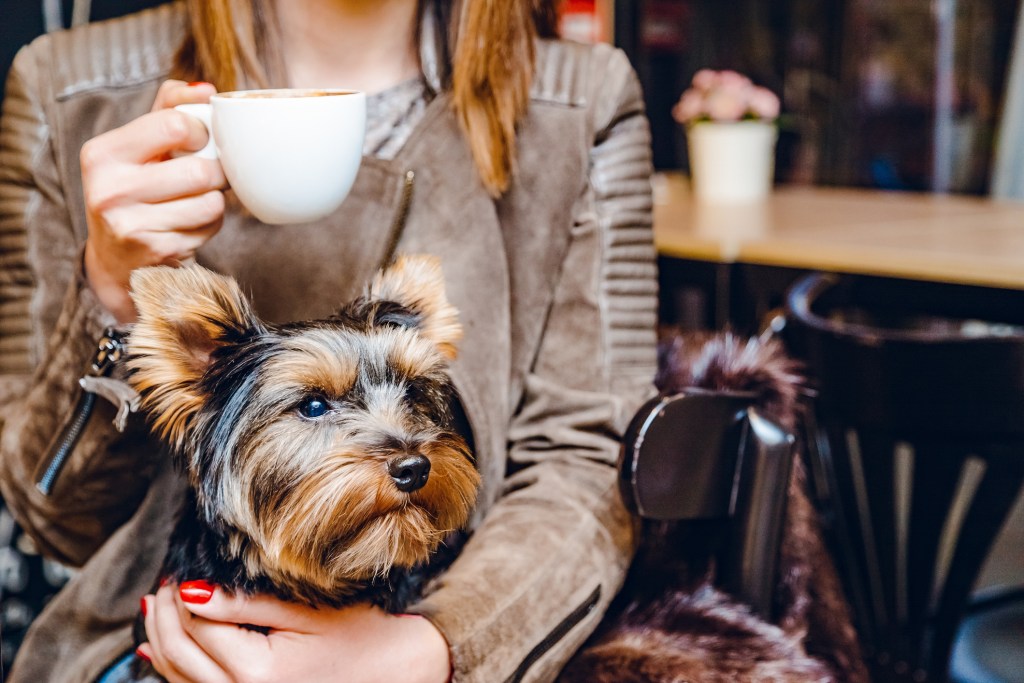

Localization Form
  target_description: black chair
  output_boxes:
[784,272,1024,683]
[618,388,796,619]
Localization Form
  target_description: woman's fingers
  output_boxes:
[176,597,274,679]
[144,587,232,683]
[98,155,227,206]
[82,109,211,167]
[152,79,217,112]
[178,581,319,632]
[142,594,191,683]
[142,220,225,265]
[101,189,224,243]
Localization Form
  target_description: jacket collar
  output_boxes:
[419,1,445,95]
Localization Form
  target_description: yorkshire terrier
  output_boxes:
[124,256,480,675]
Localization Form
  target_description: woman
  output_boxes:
[0,0,658,681]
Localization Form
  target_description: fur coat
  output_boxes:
[560,332,870,683]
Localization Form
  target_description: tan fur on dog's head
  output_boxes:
[128,265,263,450]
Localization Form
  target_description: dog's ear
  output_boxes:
[127,264,260,447]
[367,255,462,359]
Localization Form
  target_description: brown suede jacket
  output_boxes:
[0,4,657,682]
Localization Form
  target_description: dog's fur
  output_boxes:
[126,256,480,613]
[560,332,869,683]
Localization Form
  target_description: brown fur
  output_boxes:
[367,256,463,359]
[127,265,262,450]
[562,586,833,683]
[561,331,869,683]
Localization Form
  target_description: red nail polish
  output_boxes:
[140,597,148,617]
[179,580,215,604]
[135,647,151,662]
[188,81,211,87]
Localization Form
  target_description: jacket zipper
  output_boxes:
[37,328,127,495]
[383,170,415,264]
[504,585,602,683]
[37,392,96,495]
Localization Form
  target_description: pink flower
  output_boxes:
[749,87,781,119]
[691,69,719,92]
[672,89,705,123]
[705,88,747,121]
[717,70,753,90]
[672,69,780,123]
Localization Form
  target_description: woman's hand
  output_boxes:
[138,582,452,683]
[82,80,227,323]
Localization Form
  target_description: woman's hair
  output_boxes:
[174,0,559,196]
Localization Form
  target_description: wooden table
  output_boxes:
[653,173,1024,329]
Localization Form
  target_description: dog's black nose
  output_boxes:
[388,455,430,493]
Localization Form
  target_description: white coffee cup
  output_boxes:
[175,89,366,225]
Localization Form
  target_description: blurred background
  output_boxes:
[605,0,1020,195]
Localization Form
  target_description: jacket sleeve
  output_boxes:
[407,48,658,683]
[0,42,156,567]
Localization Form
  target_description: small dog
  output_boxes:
[125,256,480,668]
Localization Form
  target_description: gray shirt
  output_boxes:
[364,77,429,159]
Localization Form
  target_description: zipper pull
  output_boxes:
[90,327,128,377]
[79,376,140,432]
[80,327,140,432]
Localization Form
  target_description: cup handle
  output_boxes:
[173,103,217,160]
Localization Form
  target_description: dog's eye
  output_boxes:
[298,396,329,419]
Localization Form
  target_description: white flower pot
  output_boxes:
[686,121,778,204]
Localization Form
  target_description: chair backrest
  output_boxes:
[619,390,795,618]
[785,272,1024,682]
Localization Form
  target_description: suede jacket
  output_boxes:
[0,4,658,682]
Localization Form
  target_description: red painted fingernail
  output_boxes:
[188,81,212,87]
[135,647,151,662]
[140,596,148,617]
[179,580,215,604]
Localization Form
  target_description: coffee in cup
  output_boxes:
[176,88,366,225]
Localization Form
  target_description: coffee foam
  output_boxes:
[219,89,357,99]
